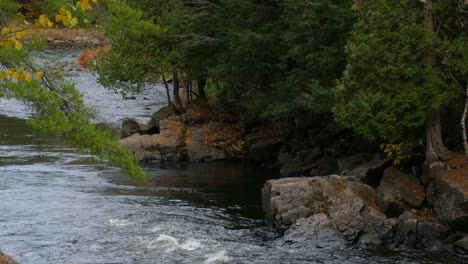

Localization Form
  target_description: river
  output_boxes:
[0,50,459,263]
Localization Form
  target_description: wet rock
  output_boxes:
[454,236,468,255]
[426,159,468,232]
[327,180,394,246]
[186,121,245,162]
[386,210,450,251]
[0,251,19,264]
[347,157,390,187]
[283,213,347,248]
[377,167,425,217]
[246,123,283,162]
[262,175,394,246]
[121,118,141,139]
[147,106,175,128]
[120,117,186,162]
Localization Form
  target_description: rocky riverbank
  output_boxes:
[119,99,468,257]
[262,164,468,255]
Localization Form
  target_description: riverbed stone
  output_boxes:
[262,175,394,246]
[377,167,425,217]
[120,117,186,161]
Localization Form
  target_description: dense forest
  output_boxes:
[1,0,467,174]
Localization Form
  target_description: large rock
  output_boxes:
[185,121,245,162]
[0,251,19,264]
[147,106,175,128]
[121,118,141,139]
[377,167,425,217]
[347,157,390,187]
[386,210,450,251]
[283,213,347,248]
[262,176,394,246]
[427,158,468,232]
[454,236,468,255]
[120,117,186,162]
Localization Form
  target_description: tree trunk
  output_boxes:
[423,0,453,163]
[198,77,206,98]
[172,69,184,113]
[161,74,173,106]
[425,111,454,162]
[462,83,468,159]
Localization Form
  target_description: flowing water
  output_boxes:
[0,50,461,263]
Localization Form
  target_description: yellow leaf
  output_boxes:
[0,72,7,79]
[12,71,20,80]
[36,72,44,79]
[56,14,63,22]
[24,73,33,82]
[4,41,12,50]
[15,41,23,51]
[1,27,8,35]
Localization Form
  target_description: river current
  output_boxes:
[0,50,460,263]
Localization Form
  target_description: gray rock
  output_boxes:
[347,157,390,187]
[377,167,425,217]
[454,236,468,255]
[386,210,450,250]
[426,167,468,232]
[120,117,186,162]
[121,118,141,139]
[147,106,175,128]
[262,175,394,246]
[283,213,346,248]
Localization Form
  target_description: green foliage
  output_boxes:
[0,0,146,178]
[334,0,464,143]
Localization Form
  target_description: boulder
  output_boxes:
[386,210,450,251]
[147,106,175,128]
[377,167,425,217]
[185,121,245,162]
[0,251,19,264]
[121,118,141,139]
[427,165,468,232]
[347,157,390,187]
[454,236,468,255]
[120,117,186,162]
[283,213,347,248]
[337,153,373,173]
[262,176,394,246]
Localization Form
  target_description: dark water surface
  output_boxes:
[0,51,461,263]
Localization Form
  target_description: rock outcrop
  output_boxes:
[377,167,425,217]
[262,176,395,247]
[120,117,186,162]
[120,99,247,163]
[427,156,468,233]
